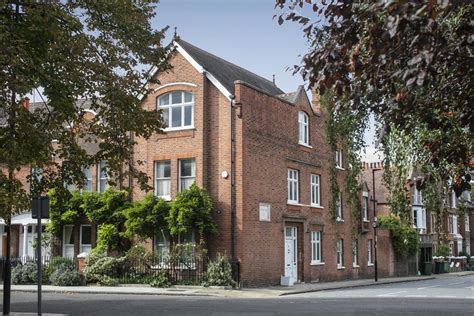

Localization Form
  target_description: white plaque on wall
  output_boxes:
[259,203,271,222]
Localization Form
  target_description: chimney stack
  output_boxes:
[311,91,322,114]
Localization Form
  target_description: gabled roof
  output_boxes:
[174,39,285,98]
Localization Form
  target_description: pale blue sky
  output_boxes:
[152,0,376,148]
[153,0,307,93]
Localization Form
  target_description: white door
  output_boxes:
[284,226,297,281]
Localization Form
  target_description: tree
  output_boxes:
[123,192,170,241]
[0,1,172,217]
[167,184,216,243]
[276,1,473,192]
[0,1,171,311]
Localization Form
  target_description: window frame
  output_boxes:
[310,231,322,264]
[362,193,369,222]
[336,192,343,220]
[352,240,359,268]
[367,239,374,266]
[97,160,109,193]
[81,165,93,192]
[335,149,343,169]
[62,225,75,259]
[430,212,437,233]
[178,159,196,192]
[452,214,458,234]
[310,174,321,207]
[465,214,470,232]
[298,111,309,146]
[287,169,299,204]
[451,191,457,209]
[154,160,171,200]
[157,91,195,131]
[154,229,171,258]
[336,239,344,269]
[79,224,92,254]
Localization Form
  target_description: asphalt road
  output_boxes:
[1,274,473,316]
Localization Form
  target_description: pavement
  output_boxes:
[3,271,473,298]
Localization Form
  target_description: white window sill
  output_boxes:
[163,126,195,132]
[310,261,325,266]
[368,263,374,267]
[363,219,369,223]
[310,205,324,209]
[337,266,345,270]
[287,201,300,206]
[298,142,312,148]
[336,166,345,171]
[336,218,345,223]
[157,195,171,201]
[353,264,360,268]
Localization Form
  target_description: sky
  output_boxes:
[152,0,377,149]
[152,0,307,93]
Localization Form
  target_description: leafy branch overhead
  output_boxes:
[276,0,473,192]
[0,1,173,218]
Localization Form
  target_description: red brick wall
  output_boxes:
[133,52,232,256]
[234,83,375,286]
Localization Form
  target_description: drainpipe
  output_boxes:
[230,95,236,259]
[229,95,239,283]
[128,130,134,202]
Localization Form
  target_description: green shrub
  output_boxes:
[12,262,38,284]
[44,257,76,282]
[84,254,125,285]
[96,223,120,253]
[49,267,81,286]
[378,215,418,259]
[148,271,173,288]
[202,254,236,287]
[435,243,451,257]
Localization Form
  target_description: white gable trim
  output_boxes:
[204,71,232,101]
[174,41,232,101]
[152,82,198,93]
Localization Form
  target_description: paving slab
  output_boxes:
[2,271,473,298]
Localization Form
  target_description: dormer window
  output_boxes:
[298,111,309,146]
[157,91,194,130]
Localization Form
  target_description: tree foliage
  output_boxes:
[276,0,473,193]
[378,214,418,260]
[0,1,172,219]
[167,184,216,240]
[48,188,130,252]
[123,193,170,240]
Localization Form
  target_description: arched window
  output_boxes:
[157,91,194,129]
[298,111,309,145]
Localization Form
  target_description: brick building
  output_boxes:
[361,151,472,275]
[133,39,379,286]
[2,39,383,286]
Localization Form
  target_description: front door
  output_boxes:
[284,226,297,281]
